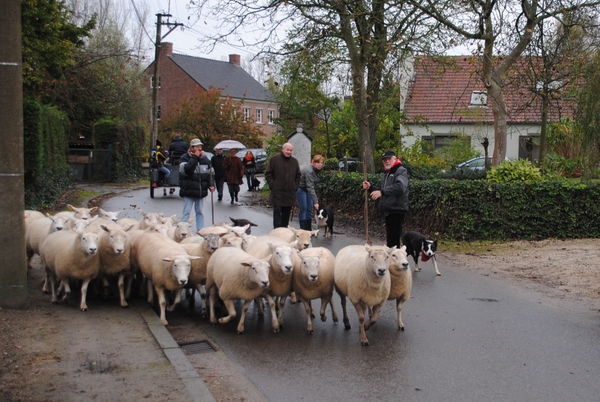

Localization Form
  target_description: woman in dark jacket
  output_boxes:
[296,154,325,230]
[242,150,257,191]
[179,138,214,231]
[222,149,245,205]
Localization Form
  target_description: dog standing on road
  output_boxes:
[402,231,441,276]
[316,207,334,238]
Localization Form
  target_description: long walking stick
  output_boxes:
[210,168,214,225]
[363,141,370,244]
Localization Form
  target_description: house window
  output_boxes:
[469,91,487,106]
[256,108,263,124]
[268,109,275,125]
[243,107,251,121]
[150,74,161,89]
[156,104,162,121]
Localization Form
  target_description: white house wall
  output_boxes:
[402,123,540,160]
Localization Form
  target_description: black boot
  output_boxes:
[300,219,312,230]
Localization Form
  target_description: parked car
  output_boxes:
[236,148,267,173]
[339,157,358,172]
[455,156,491,171]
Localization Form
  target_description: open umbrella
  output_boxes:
[214,139,245,150]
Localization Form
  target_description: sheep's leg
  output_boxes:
[276,295,287,327]
[166,289,182,312]
[254,297,265,318]
[353,302,369,346]
[48,273,57,304]
[42,272,49,293]
[432,256,441,276]
[118,274,128,307]
[300,297,314,334]
[208,286,218,325]
[308,299,315,318]
[365,302,384,331]
[395,298,406,330]
[79,278,92,311]
[124,274,134,299]
[236,299,253,334]
[101,277,110,300]
[60,280,71,305]
[318,297,328,322]
[289,291,297,304]
[264,295,280,333]
[146,279,154,305]
[337,291,350,329]
[324,296,339,323]
[218,299,237,325]
[156,287,168,325]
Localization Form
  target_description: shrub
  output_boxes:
[487,159,543,183]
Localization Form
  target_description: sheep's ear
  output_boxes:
[400,245,406,252]
[188,256,201,261]
[290,240,298,248]
[267,241,274,248]
[99,208,106,214]
[288,226,298,233]
[89,207,98,213]
[89,215,98,222]
[124,224,134,232]
[241,261,251,267]
[67,204,76,212]
[389,245,397,251]
[100,224,110,232]
[162,257,174,262]
[364,244,371,250]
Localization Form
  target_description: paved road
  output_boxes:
[102,185,600,402]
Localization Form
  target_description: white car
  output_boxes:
[456,156,491,171]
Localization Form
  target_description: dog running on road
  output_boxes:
[402,231,441,276]
[316,207,334,238]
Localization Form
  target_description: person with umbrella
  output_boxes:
[179,138,214,231]
[222,148,244,205]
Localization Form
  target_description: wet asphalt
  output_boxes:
[94,180,600,402]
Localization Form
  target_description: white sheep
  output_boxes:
[138,210,161,230]
[39,228,101,311]
[24,210,46,234]
[334,244,392,346]
[294,247,338,334]
[117,217,141,230]
[245,236,299,331]
[268,226,318,250]
[181,232,225,316]
[206,247,272,334]
[25,211,72,268]
[66,204,98,221]
[168,219,194,242]
[95,224,134,307]
[97,208,121,222]
[131,232,199,325]
[387,245,412,331]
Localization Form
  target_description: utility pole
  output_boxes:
[0,0,27,308]
[150,14,183,154]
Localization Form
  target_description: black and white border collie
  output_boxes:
[316,207,334,238]
[402,231,441,276]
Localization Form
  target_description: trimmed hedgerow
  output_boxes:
[317,172,600,241]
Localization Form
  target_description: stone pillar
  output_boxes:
[0,0,28,308]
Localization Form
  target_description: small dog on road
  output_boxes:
[316,207,334,238]
[402,231,441,276]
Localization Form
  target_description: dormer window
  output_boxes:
[470,91,487,107]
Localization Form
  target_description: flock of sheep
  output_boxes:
[23,205,413,346]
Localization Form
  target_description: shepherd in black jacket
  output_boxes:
[211,148,226,201]
[179,138,214,231]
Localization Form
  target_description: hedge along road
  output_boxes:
[101,186,600,402]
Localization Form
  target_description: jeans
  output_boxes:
[182,196,205,232]
[385,213,406,248]
[245,169,255,189]
[158,166,170,180]
[295,188,313,221]
[273,205,292,229]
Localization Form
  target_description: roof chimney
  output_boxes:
[229,54,241,66]
[162,42,173,55]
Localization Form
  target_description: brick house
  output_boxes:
[400,56,576,160]
[146,42,279,138]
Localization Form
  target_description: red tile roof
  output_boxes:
[404,56,576,124]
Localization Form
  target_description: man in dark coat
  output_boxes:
[179,138,214,231]
[362,150,409,248]
[211,148,226,201]
[168,135,188,165]
[265,142,301,228]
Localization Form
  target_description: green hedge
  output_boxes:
[317,172,600,241]
[94,119,145,182]
[23,98,71,209]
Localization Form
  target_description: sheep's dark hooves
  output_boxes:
[81,308,89,312]
[344,324,351,330]
[361,341,370,346]
[307,330,313,335]
[320,315,326,322]
[273,327,280,334]
[237,330,245,335]
[437,273,441,276]
[311,313,316,319]
[398,326,405,331]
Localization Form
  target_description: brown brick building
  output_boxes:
[145,43,279,138]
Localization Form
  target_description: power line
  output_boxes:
[130,0,155,45]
